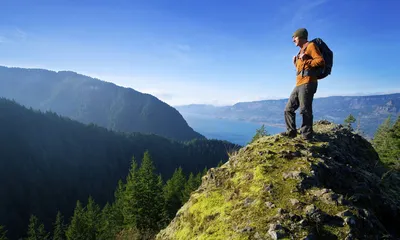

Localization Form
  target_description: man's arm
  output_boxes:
[305,43,325,68]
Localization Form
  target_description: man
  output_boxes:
[283,28,325,140]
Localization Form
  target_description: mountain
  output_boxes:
[0,66,203,141]
[157,121,400,239]
[0,98,239,239]
[176,93,400,138]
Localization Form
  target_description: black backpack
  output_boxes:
[309,38,333,79]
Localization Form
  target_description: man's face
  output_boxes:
[292,36,300,47]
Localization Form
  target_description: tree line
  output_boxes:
[0,151,207,240]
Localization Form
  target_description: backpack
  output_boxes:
[309,38,333,79]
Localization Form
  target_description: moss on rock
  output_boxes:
[157,121,400,240]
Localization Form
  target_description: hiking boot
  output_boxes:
[301,134,313,141]
[281,131,297,138]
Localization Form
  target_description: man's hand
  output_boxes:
[298,53,311,61]
[293,56,297,65]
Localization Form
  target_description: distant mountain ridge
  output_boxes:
[176,93,400,137]
[0,66,203,141]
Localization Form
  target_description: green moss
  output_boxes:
[173,190,235,239]
[174,226,192,240]
[230,171,241,186]
[254,164,273,180]
[313,200,347,216]
[158,122,397,239]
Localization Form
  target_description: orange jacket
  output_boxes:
[294,42,325,86]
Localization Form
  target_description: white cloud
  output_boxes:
[15,28,27,40]
[176,44,191,52]
[0,27,28,44]
[290,0,329,25]
[272,0,331,33]
[165,43,195,65]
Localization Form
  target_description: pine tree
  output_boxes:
[84,196,100,239]
[156,174,167,229]
[112,179,125,229]
[164,167,186,220]
[393,116,400,139]
[65,201,86,240]
[136,151,164,232]
[26,215,49,240]
[197,170,205,187]
[250,124,269,143]
[114,179,125,208]
[389,116,400,168]
[53,211,65,240]
[373,116,395,166]
[37,223,50,240]
[97,203,118,240]
[122,156,139,227]
[0,225,7,240]
[344,114,356,130]
[26,215,38,240]
[201,167,208,177]
[182,172,198,204]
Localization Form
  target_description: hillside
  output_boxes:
[177,93,400,138]
[0,98,239,239]
[0,66,203,141]
[157,121,400,239]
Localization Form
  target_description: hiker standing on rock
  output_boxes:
[283,28,331,140]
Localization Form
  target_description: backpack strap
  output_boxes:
[298,41,310,77]
[300,41,310,55]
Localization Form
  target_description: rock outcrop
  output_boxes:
[157,121,400,239]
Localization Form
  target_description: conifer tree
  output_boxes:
[97,203,118,240]
[250,124,269,143]
[0,225,7,240]
[393,116,400,147]
[136,151,164,232]
[389,116,400,168]
[53,211,65,240]
[202,167,208,177]
[373,116,395,166]
[37,223,50,240]
[164,167,186,220]
[84,196,100,239]
[182,172,198,203]
[65,201,86,240]
[112,179,125,229]
[26,215,38,240]
[156,174,167,229]
[344,114,356,130]
[122,156,139,227]
[114,179,125,208]
[26,215,49,240]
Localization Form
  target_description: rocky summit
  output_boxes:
[157,121,400,240]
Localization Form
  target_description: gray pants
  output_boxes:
[284,81,318,138]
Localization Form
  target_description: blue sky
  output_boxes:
[0,0,399,106]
